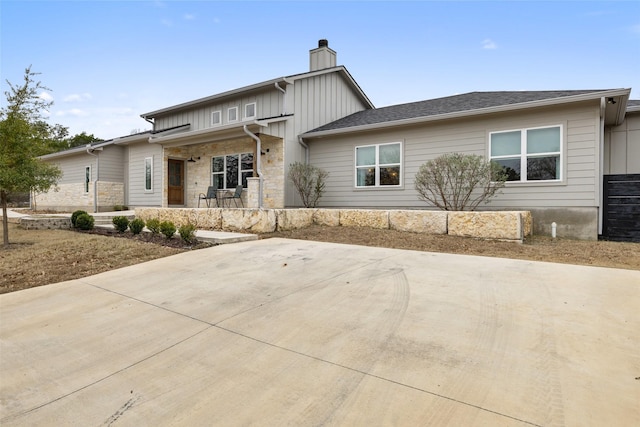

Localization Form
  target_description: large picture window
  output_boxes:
[355,142,402,187]
[490,125,562,182]
[212,153,254,189]
[144,157,153,191]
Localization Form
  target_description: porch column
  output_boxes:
[246,177,260,208]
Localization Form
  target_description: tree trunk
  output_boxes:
[1,190,9,248]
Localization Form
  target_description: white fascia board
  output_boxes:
[38,139,117,160]
[304,88,632,139]
[141,78,292,119]
[148,120,267,147]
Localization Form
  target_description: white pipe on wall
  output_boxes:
[243,125,263,209]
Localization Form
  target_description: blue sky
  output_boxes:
[2,0,639,140]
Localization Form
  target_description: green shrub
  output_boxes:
[129,218,145,235]
[159,221,177,239]
[71,210,88,228]
[178,223,197,244]
[146,218,160,234]
[112,216,130,233]
[75,213,95,230]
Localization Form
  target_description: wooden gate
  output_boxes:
[602,174,640,242]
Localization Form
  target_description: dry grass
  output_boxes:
[1,223,185,294]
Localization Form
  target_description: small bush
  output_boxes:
[414,153,508,211]
[129,218,145,235]
[178,223,197,244]
[146,218,160,234]
[112,216,130,233]
[159,221,177,239]
[75,213,95,230]
[71,210,88,228]
[288,162,329,208]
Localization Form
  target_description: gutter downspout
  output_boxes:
[298,136,309,164]
[86,145,99,213]
[275,82,286,116]
[243,125,263,209]
[598,97,606,236]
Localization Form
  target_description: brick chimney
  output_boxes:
[309,39,336,71]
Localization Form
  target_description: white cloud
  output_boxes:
[56,108,89,117]
[39,91,54,102]
[213,17,221,24]
[630,23,640,34]
[184,13,195,20]
[161,18,173,27]
[63,93,92,102]
[482,39,497,50]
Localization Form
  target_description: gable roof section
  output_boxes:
[141,66,374,120]
[304,89,631,138]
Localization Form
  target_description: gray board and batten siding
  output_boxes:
[127,142,163,207]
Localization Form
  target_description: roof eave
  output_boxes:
[141,77,293,119]
[148,119,277,147]
[303,88,632,139]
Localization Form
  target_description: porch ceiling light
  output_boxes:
[187,156,200,163]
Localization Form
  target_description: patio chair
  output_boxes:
[221,185,244,208]
[198,186,218,208]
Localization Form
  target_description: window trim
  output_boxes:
[211,152,254,189]
[244,102,256,120]
[211,110,222,126]
[227,106,238,123]
[144,157,153,192]
[354,142,403,188]
[84,165,91,193]
[489,124,563,183]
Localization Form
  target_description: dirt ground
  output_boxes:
[1,222,639,294]
[260,225,640,271]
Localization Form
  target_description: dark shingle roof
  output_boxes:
[307,90,611,134]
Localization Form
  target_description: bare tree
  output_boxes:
[414,153,507,211]
[288,162,329,208]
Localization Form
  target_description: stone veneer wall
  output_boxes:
[33,181,124,212]
[165,136,284,209]
[136,208,532,242]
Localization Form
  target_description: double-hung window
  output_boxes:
[212,153,254,189]
[144,157,153,191]
[355,142,402,187]
[490,125,562,182]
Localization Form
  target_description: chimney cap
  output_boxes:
[318,39,329,48]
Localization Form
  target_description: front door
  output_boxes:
[168,159,184,205]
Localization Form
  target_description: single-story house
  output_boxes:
[36,40,639,240]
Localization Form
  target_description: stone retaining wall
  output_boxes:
[136,208,532,242]
[19,216,71,230]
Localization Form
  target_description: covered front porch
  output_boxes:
[151,125,285,210]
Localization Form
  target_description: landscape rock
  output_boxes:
[389,210,447,234]
[339,209,389,229]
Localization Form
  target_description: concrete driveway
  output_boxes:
[1,238,638,426]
